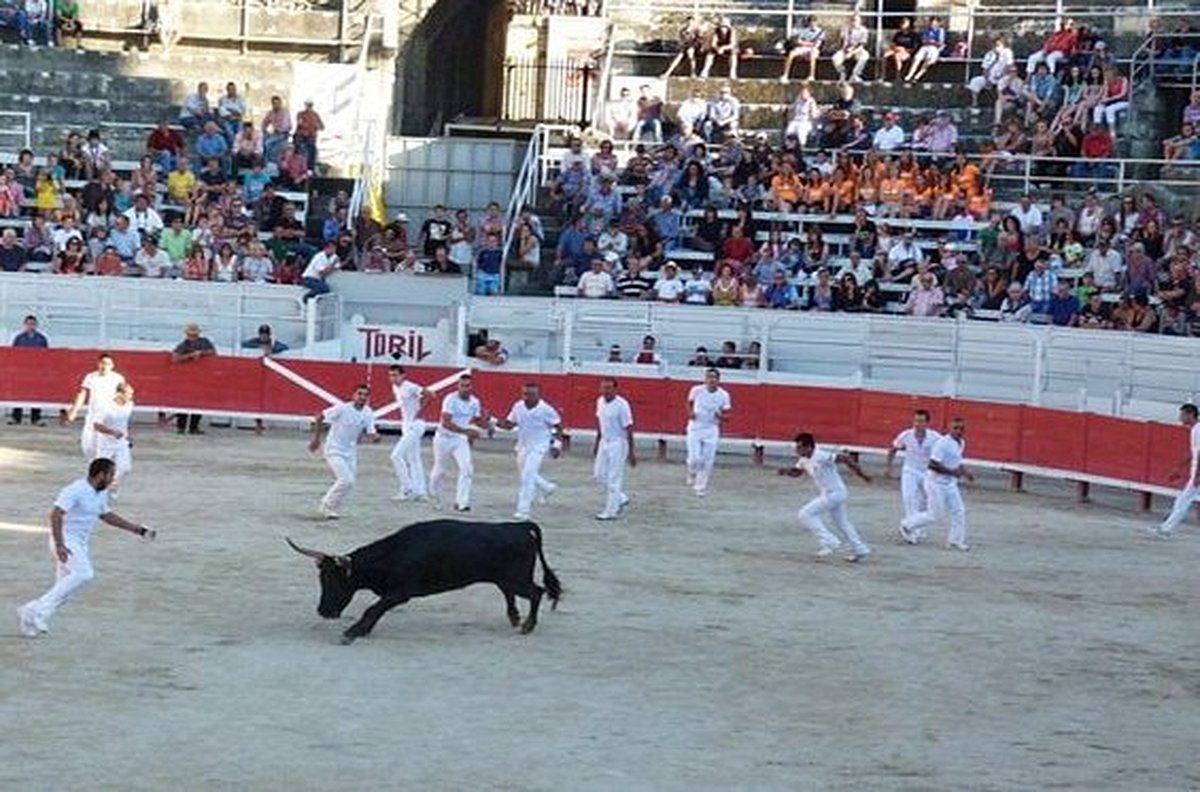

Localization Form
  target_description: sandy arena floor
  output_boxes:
[0,421,1198,791]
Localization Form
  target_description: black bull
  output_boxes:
[287,519,562,644]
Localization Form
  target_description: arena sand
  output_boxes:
[1,423,1197,791]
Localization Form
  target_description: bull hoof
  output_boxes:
[340,633,358,645]
[519,621,536,635]
[508,613,521,627]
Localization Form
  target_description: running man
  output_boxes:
[593,377,636,521]
[1155,402,1200,538]
[494,382,563,521]
[65,352,125,458]
[685,367,732,497]
[779,432,873,562]
[885,409,942,523]
[387,365,431,502]
[309,384,379,519]
[430,374,488,512]
[900,417,974,550]
[91,382,136,495]
[17,458,156,638]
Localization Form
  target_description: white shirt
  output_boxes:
[578,270,614,298]
[506,399,561,451]
[1010,204,1044,234]
[124,207,164,236]
[795,447,845,495]
[654,276,686,301]
[81,370,126,418]
[873,125,906,151]
[596,395,633,443]
[392,379,424,426]
[687,385,731,431]
[1188,423,1200,485]
[302,251,339,280]
[135,248,173,278]
[437,392,482,439]
[54,478,110,547]
[929,434,965,484]
[52,226,83,254]
[892,427,943,474]
[94,400,133,441]
[321,401,376,457]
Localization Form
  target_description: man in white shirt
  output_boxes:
[1083,238,1124,291]
[17,458,156,638]
[604,86,638,139]
[134,236,173,278]
[430,374,487,512]
[968,36,1015,111]
[308,384,379,519]
[91,382,136,492]
[654,261,686,302]
[387,365,430,502]
[124,193,164,237]
[885,409,943,524]
[66,352,126,458]
[302,241,340,301]
[1009,194,1044,236]
[577,258,615,298]
[779,432,873,561]
[872,112,906,151]
[52,214,84,254]
[593,377,636,520]
[494,383,563,520]
[1156,403,1200,537]
[900,417,974,550]
[686,368,732,497]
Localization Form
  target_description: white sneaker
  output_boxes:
[693,488,707,498]
[899,525,919,544]
[816,542,841,558]
[685,471,695,486]
[844,546,872,563]
[513,512,531,520]
[391,491,410,502]
[945,541,970,552]
[17,605,39,638]
[319,509,340,520]
[1149,525,1173,539]
[595,512,617,521]
[453,504,471,512]
[619,494,630,507]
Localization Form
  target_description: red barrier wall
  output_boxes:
[0,349,1187,490]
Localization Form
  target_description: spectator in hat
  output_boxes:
[170,323,217,435]
[653,261,686,302]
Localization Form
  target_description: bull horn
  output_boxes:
[285,537,329,562]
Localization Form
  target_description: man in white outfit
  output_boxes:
[16,458,156,638]
[1155,402,1200,538]
[686,368,732,497]
[900,417,974,550]
[885,409,942,523]
[495,383,563,521]
[387,365,430,502]
[779,432,873,562]
[66,352,125,458]
[91,382,136,495]
[430,374,487,512]
[593,377,636,521]
[309,384,379,519]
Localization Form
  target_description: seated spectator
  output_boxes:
[633,85,663,143]
[606,344,623,363]
[706,86,741,142]
[804,267,836,311]
[92,245,124,276]
[134,235,172,278]
[475,338,508,365]
[1092,65,1129,134]
[905,271,945,316]
[1048,280,1080,326]
[711,262,739,306]
[780,16,824,82]
[20,0,52,45]
[1026,18,1078,77]
[613,258,651,300]
[427,245,461,276]
[0,228,28,272]
[277,144,312,189]
[218,82,248,140]
[662,14,707,78]
[55,0,82,48]
[998,283,1032,322]
[701,16,738,79]
[738,272,765,307]
[261,95,292,165]
[1069,124,1115,179]
[211,242,239,282]
[762,270,798,309]
[1024,257,1057,314]
[904,16,945,83]
[634,335,661,364]
[653,261,686,302]
[53,236,87,275]
[194,122,230,173]
[688,346,714,367]
[1111,293,1157,332]
[232,122,263,175]
[577,258,614,298]
[81,130,111,180]
[198,157,229,203]
[831,13,871,83]
[179,82,215,132]
[125,192,164,237]
[146,120,185,172]
[872,113,906,152]
[1078,292,1113,329]
[649,195,683,251]
[882,17,920,81]
[166,156,197,205]
[243,324,289,355]
[1163,123,1197,160]
[682,265,712,305]
[714,340,742,369]
[1024,62,1061,124]
[603,86,637,140]
[159,214,190,264]
[968,36,1015,113]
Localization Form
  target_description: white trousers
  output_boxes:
[80,423,98,458]
[431,433,473,509]
[1093,101,1129,129]
[516,444,555,516]
[686,425,719,493]
[900,467,931,521]
[390,420,427,497]
[785,119,813,146]
[1161,485,1198,534]
[903,477,967,545]
[1025,50,1064,76]
[320,452,357,513]
[832,48,870,80]
[23,536,94,627]
[94,437,132,480]
[798,489,870,553]
[594,438,628,516]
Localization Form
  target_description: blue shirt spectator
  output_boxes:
[107,218,141,263]
[763,273,799,309]
[1048,283,1080,326]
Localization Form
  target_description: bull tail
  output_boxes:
[529,523,562,610]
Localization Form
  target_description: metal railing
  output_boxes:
[0,112,32,152]
[464,296,1200,420]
